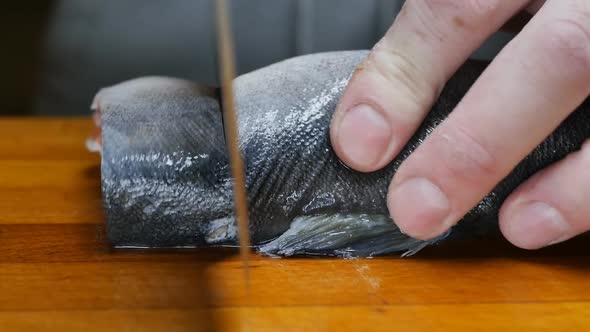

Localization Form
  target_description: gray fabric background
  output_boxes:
[34,0,513,115]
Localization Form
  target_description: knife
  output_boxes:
[215,0,251,288]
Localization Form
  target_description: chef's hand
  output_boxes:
[330,0,590,249]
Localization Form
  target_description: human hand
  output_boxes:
[330,0,590,249]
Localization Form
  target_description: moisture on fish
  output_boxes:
[89,50,590,257]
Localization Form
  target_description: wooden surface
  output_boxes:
[0,118,589,331]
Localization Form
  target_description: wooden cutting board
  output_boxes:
[0,117,588,331]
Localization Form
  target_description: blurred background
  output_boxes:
[2,0,514,117]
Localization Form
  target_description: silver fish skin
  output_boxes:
[93,50,590,257]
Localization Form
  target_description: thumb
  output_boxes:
[330,1,528,172]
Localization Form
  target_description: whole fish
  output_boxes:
[89,50,590,257]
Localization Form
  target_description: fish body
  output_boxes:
[93,50,590,257]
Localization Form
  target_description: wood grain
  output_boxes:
[2,303,590,332]
[0,257,589,311]
[0,118,589,331]
[0,118,96,160]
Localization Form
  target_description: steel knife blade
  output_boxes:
[215,0,251,288]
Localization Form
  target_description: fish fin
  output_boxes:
[257,214,447,258]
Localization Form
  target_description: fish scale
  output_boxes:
[92,50,590,256]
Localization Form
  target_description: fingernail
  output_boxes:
[388,178,451,240]
[505,201,570,250]
[337,104,391,170]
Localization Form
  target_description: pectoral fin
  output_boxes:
[258,214,447,258]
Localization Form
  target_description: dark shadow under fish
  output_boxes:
[89,50,590,258]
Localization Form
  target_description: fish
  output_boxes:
[89,50,590,258]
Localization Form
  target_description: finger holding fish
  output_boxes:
[330,0,530,173]
[500,141,590,249]
[389,0,590,240]
[331,0,590,242]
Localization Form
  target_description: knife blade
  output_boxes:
[215,0,251,288]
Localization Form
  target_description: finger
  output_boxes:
[388,0,590,240]
[330,0,530,172]
[499,140,590,249]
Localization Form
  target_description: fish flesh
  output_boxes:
[89,50,590,257]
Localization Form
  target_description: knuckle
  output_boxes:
[433,125,500,182]
[368,45,440,111]
[418,0,502,28]
[461,0,503,19]
[404,1,447,40]
[538,17,590,78]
